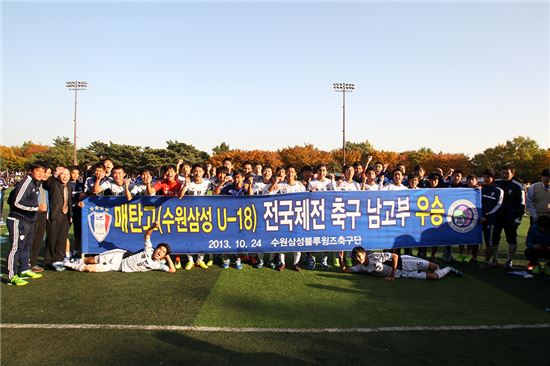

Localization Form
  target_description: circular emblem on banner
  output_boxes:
[446,199,478,233]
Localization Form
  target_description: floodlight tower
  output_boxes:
[333,83,355,166]
[66,81,87,166]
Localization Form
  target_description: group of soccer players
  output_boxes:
[6,155,537,285]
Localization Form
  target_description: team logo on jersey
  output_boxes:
[446,199,478,233]
[88,207,112,243]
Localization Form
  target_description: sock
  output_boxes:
[322,256,328,264]
[278,253,285,265]
[434,267,451,279]
[187,255,194,262]
[293,252,302,265]
[65,251,71,258]
[506,245,517,262]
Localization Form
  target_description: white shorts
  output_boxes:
[399,255,430,280]
[96,249,127,272]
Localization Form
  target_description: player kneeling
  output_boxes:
[65,222,175,273]
[342,246,463,280]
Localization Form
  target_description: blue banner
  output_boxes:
[81,189,482,254]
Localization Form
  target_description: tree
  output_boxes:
[166,140,209,164]
[34,137,73,168]
[471,136,547,182]
[212,142,230,155]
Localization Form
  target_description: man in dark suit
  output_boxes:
[43,167,72,271]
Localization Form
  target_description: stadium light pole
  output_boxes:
[333,83,355,166]
[66,81,87,166]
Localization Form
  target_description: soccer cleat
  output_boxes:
[293,264,301,272]
[196,260,208,269]
[448,267,464,277]
[206,259,214,267]
[333,257,340,268]
[184,261,194,271]
[276,264,286,271]
[31,265,44,273]
[52,262,66,272]
[174,256,182,270]
[235,261,243,270]
[222,261,230,269]
[321,263,329,271]
[19,270,43,279]
[255,261,264,269]
[346,258,353,267]
[503,260,513,270]
[10,275,28,286]
[269,261,277,269]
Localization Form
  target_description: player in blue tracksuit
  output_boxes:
[480,169,504,267]
[493,165,525,268]
[6,163,46,285]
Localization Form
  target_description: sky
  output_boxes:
[1,1,549,157]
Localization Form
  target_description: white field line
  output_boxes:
[1,323,550,333]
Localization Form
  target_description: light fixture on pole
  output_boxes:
[66,81,87,166]
[333,83,355,166]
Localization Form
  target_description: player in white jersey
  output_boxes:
[247,165,278,268]
[334,165,364,268]
[270,165,306,271]
[306,164,336,270]
[180,164,216,269]
[385,169,409,191]
[94,166,134,200]
[64,222,175,273]
[341,246,463,280]
[249,165,275,196]
[363,168,383,191]
[130,168,156,197]
[336,165,363,191]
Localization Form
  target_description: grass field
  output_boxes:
[1,191,550,365]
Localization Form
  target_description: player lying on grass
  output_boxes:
[64,222,175,273]
[341,246,463,280]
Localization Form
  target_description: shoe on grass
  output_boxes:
[293,264,302,272]
[19,270,42,279]
[206,259,214,267]
[255,261,264,269]
[10,275,28,286]
[276,264,286,271]
[184,261,194,271]
[31,265,44,273]
[346,258,353,267]
[449,267,464,277]
[196,260,208,269]
[333,257,340,268]
[235,261,243,270]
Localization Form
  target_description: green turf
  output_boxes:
[2,196,550,365]
[2,329,550,366]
